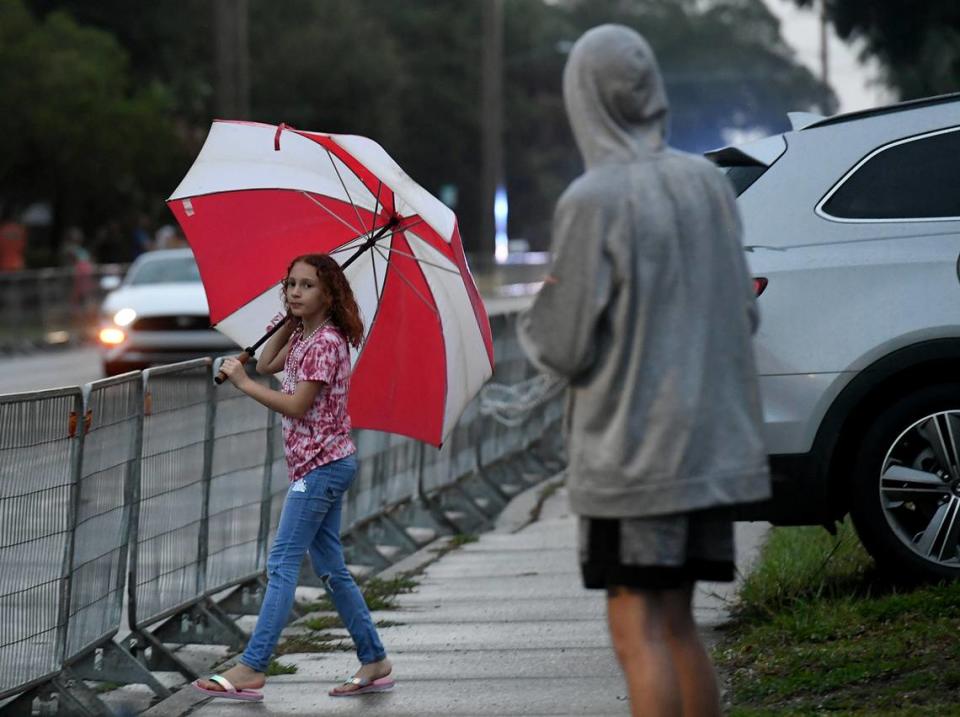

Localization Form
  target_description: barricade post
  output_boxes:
[64,373,169,698]
[203,359,273,618]
[126,359,237,679]
[0,387,82,709]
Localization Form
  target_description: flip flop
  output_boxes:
[329,675,396,697]
[192,674,264,702]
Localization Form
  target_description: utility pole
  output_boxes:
[479,0,503,266]
[214,0,250,119]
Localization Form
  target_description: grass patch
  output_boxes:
[265,660,298,676]
[717,520,960,714]
[275,633,351,656]
[375,619,404,628]
[303,614,342,631]
[363,575,418,610]
[449,533,479,548]
[733,521,877,620]
[297,575,418,614]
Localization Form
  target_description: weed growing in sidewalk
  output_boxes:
[304,614,342,631]
[266,660,298,676]
[529,479,563,523]
[275,633,351,655]
[298,575,418,614]
[449,533,479,548]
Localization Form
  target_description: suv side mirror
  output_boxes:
[100,275,122,291]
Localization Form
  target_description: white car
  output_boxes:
[98,248,237,375]
[708,93,960,580]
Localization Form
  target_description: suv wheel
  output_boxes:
[850,385,960,581]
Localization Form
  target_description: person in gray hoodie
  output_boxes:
[517,24,770,717]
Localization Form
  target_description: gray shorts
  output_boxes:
[579,511,735,590]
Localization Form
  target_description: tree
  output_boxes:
[21,0,833,259]
[0,0,185,263]
[499,0,835,248]
[796,0,960,100]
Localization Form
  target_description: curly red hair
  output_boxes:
[283,254,364,348]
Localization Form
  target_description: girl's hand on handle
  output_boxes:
[220,356,252,388]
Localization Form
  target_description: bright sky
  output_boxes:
[764,0,894,114]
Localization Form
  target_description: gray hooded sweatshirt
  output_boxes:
[518,24,770,518]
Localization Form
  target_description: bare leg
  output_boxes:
[606,587,682,717]
[662,586,721,717]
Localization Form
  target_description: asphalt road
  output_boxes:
[0,345,103,395]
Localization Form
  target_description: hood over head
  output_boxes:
[562,24,669,169]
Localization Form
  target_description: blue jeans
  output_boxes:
[240,454,386,671]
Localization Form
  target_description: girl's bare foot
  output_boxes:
[196,663,266,692]
[331,657,392,694]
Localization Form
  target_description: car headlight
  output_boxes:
[113,308,137,327]
[99,327,125,345]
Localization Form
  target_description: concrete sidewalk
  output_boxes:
[142,479,768,716]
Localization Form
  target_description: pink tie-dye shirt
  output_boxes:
[281,323,355,481]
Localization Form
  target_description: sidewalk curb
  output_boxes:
[493,472,566,534]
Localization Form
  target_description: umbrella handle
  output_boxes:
[214,347,255,385]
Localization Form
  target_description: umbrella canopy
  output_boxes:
[167,120,494,446]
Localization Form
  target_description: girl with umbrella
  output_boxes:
[193,253,394,701]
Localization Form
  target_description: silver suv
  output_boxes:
[709,93,960,581]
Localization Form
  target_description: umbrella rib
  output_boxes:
[324,148,369,232]
[373,245,439,318]
[300,191,364,236]
[377,244,460,274]
[371,181,383,299]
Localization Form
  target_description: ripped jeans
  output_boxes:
[239,454,386,672]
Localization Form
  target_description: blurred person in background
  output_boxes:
[0,219,26,272]
[131,213,154,259]
[517,24,769,717]
[62,226,96,330]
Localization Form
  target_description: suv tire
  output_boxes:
[850,384,960,581]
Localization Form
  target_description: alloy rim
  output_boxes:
[879,410,960,568]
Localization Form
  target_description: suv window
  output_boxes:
[822,128,960,220]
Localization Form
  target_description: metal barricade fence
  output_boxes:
[265,406,288,561]
[129,359,212,629]
[1,304,567,709]
[0,265,126,351]
[205,365,273,595]
[344,431,421,531]
[63,374,140,661]
[420,398,481,495]
[0,388,82,698]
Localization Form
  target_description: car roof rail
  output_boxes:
[801,91,960,131]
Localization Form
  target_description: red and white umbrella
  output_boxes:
[167,120,494,446]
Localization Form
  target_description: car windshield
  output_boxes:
[127,256,201,285]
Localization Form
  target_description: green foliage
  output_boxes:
[298,574,417,614]
[275,633,351,655]
[798,0,960,100]
[265,660,298,676]
[718,521,960,714]
[449,533,479,547]
[303,614,342,631]
[734,520,876,618]
[12,0,833,259]
[0,0,185,255]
